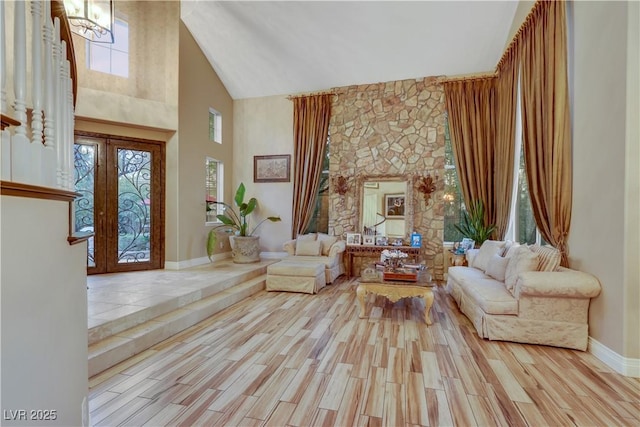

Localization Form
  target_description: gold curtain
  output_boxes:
[443,78,497,234]
[493,50,520,238]
[520,0,573,266]
[291,94,332,238]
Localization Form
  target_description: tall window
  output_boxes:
[205,157,224,224]
[305,135,330,233]
[443,110,542,244]
[443,115,465,242]
[86,18,129,77]
[209,108,222,144]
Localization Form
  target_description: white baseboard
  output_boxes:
[164,252,230,270]
[588,337,640,378]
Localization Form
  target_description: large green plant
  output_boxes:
[206,183,281,260]
[454,199,496,247]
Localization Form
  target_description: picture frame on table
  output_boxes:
[346,233,362,246]
[375,235,388,246]
[460,238,475,252]
[362,235,375,246]
[410,232,422,248]
[253,154,291,182]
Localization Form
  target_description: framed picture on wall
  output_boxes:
[385,193,405,218]
[254,154,291,182]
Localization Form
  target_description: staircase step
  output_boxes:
[88,275,266,377]
[88,266,267,346]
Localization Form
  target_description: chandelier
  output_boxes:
[63,0,114,43]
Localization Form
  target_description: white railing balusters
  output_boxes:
[43,0,57,187]
[30,0,44,184]
[1,0,10,181]
[54,17,63,188]
[1,0,7,113]
[2,1,76,190]
[11,0,30,184]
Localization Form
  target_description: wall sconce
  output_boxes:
[416,173,438,204]
[333,175,349,196]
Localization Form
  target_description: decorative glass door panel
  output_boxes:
[73,133,165,274]
[116,148,152,264]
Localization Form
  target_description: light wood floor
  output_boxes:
[89,277,640,426]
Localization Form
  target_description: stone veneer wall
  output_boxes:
[328,76,446,280]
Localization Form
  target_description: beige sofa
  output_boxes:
[446,240,601,351]
[282,233,346,284]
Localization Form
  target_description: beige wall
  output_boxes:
[178,21,235,261]
[1,197,89,426]
[73,1,179,130]
[233,96,294,252]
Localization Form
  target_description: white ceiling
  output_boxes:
[180,1,519,100]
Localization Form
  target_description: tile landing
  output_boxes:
[87,259,278,377]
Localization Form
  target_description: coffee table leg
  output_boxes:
[356,284,367,318]
[423,290,434,325]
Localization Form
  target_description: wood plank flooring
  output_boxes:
[89,277,640,426]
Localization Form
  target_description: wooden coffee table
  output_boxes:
[356,269,434,324]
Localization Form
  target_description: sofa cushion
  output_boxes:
[295,240,322,256]
[288,255,338,269]
[317,233,339,256]
[529,244,561,272]
[504,243,521,258]
[297,233,317,242]
[472,240,505,272]
[455,275,518,315]
[504,246,539,294]
[486,254,509,282]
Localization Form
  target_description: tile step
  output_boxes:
[88,275,266,377]
[88,266,267,346]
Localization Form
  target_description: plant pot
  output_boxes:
[229,235,261,263]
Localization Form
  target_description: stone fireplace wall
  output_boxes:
[328,76,446,280]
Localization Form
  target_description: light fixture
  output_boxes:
[333,175,349,196]
[416,173,438,204]
[63,0,114,43]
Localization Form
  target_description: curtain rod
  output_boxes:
[496,0,544,70]
[440,72,497,84]
[286,90,336,100]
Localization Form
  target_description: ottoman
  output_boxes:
[266,261,325,294]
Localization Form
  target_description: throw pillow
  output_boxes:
[472,240,506,272]
[529,244,561,272]
[317,233,338,256]
[504,246,539,294]
[504,242,521,258]
[486,254,510,282]
[295,239,322,256]
[297,233,317,242]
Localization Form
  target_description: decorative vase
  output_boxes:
[229,235,261,263]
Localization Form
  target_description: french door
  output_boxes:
[74,132,165,274]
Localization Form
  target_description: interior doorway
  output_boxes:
[73,132,165,274]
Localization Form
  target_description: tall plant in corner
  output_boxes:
[207,183,281,262]
[454,199,496,247]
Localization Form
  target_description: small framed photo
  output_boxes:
[460,238,475,252]
[411,232,422,248]
[375,235,388,246]
[362,235,375,246]
[385,193,405,218]
[346,233,362,246]
[254,154,291,183]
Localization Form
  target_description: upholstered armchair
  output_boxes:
[283,233,346,284]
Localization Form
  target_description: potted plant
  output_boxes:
[454,199,496,248]
[206,182,281,263]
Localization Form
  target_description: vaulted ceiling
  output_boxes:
[180,1,519,100]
